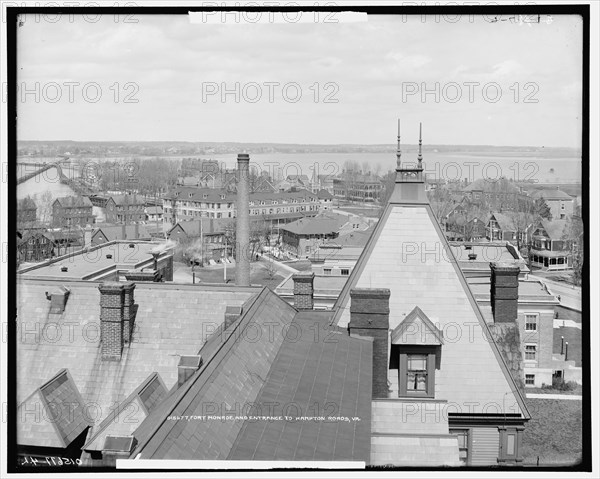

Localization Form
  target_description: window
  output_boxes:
[398,347,436,398]
[525,344,537,361]
[449,429,469,465]
[305,246,311,253]
[525,374,535,385]
[341,268,350,276]
[406,354,428,392]
[525,314,538,331]
[323,268,332,275]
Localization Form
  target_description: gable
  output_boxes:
[391,306,444,346]
[332,203,529,418]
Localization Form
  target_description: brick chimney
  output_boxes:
[99,282,125,361]
[292,272,315,310]
[122,282,136,343]
[490,262,520,323]
[348,288,390,398]
[178,355,203,388]
[235,153,251,286]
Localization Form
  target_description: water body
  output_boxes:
[206,152,582,184]
[17,166,77,200]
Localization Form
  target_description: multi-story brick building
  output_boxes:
[333,172,383,202]
[531,188,575,220]
[52,196,95,228]
[105,195,146,224]
[163,187,321,233]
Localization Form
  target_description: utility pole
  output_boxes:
[223,234,227,283]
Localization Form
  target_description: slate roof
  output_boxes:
[93,224,151,242]
[129,288,373,462]
[316,189,333,199]
[82,372,168,452]
[534,219,568,241]
[280,213,348,236]
[463,178,520,193]
[228,317,372,461]
[330,174,530,419]
[531,188,573,201]
[165,187,318,204]
[490,212,516,232]
[110,195,146,206]
[17,369,91,448]
[146,206,163,215]
[168,218,230,238]
[16,278,257,444]
[330,226,376,248]
[54,196,93,208]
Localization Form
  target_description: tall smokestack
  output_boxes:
[235,153,251,286]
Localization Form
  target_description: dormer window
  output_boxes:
[390,306,443,399]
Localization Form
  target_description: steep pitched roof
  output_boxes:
[490,212,516,232]
[168,218,231,238]
[391,306,444,346]
[110,195,146,206]
[93,224,151,241]
[130,288,298,459]
[330,171,530,419]
[17,279,257,442]
[130,289,373,462]
[535,219,568,241]
[228,317,372,461]
[54,196,93,208]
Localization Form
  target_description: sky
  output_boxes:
[15,12,583,147]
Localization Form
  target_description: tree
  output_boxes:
[562,213,584,285]
[35,191,54,225]
[428,185,457,226]
[507,211,536,251]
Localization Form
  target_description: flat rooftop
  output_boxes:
[19,241,172,280]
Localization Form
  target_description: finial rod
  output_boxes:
[417,122,423,167]
[396,119,401,169]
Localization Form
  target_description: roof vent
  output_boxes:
[61,266,68,272]
[224,305,243,329]
[106,254,112,259]
[129,243,135,248]
[178,355,203,388]
[103,435,137,455]
[465,245,472,250]
[468,253,477,261]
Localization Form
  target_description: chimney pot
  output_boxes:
[348,288,390,399]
